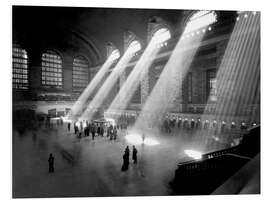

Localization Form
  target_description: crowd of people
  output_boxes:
[107,112,258,136]
[44,112,258,173]
[116,114,136,129]
[68,120,119,141]
[45,116,64,128]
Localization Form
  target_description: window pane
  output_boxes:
[41,50,62,88]
[72,56,89,92]
[12,45,29,89]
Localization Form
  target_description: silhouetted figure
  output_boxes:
[97,125,101,136]
[221,121,226,133]
[85,126,90,137]
[121,149,130,171]
[113,126,117,140]
[80,121,83,132]
[177,118,182,128]
[196,119,201,129]
[132,145,138,164]
[91,123,96,140]
[100,126,104,137]
[84,125,87,137]
[91,130,95,140]
[204,120,209,130]
[48,153,54,173]
[172,117,176,128]
[125,146,130,157]
[74,123,79,135]
[190,119,195,129]
[67,122,71,132]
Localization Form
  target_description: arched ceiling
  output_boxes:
[13,6,236,65]
[12,6,184,65]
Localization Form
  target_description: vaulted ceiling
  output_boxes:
[12,6,185,65]
[13,6,236,66]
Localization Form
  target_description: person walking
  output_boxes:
[91,124,96,140]
[113,126,117,140]
[48,153,55,173]
[125,146,130,157]
[122,146,130,171]
[67,122,71,132]
[132,145,138,164]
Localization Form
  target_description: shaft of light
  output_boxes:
[184,11,217,34]
[80,43,141,120]
[107,37,163,119]
[70,55,117,119]
[131,10,218,133]
[133,31,205,133]
[196,12,260,150]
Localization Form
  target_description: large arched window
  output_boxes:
[151,28,171,46]
[72,56,89,92]
[12,44,28,89]
[108,49,120,62]
[41,50,62,87]
[106,42,120,62]
[127,40,142,55]
[184,11,217,34]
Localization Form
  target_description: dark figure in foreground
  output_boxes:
[48,153,54,173]
[113,126,117,140]
[67,122,71,132]
[122,149,130,171]
[132,145,138,164]
[91,123,96,140]
[125,146,130,157]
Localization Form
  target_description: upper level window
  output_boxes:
[12,44,28,89]
[127,40,142,55]
[151,28,171,46]
[41,50,62,88]
[73,56,89,92]
[108,49,120,62]
[184,11,217,34]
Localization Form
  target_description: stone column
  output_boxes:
[28,49,42,95]
[62,55,73,94]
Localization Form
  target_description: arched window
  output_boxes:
[41,50,62,87]
[108,49,120,62]
[73,56,89,92]
[151,28,171,46]
[127,40,142,55]
[185,11,217,34]
[12,44,28,89]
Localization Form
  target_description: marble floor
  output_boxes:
[13,123,218,198]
